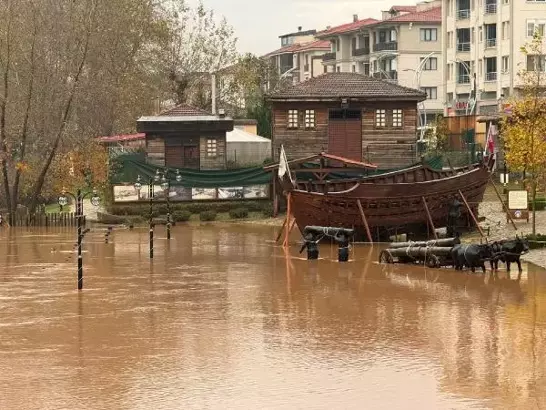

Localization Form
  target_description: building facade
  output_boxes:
[442,0,546,117]
[317,3,443,128]
[265,28,330,84]
[267,72,426,168]
[137,104,233,170]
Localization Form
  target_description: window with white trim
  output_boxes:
[392,109,403,127]
[420,28,437,42]
[421,87,438,100]
[420,57,438,70]
[375,109,386,127]
[288,109,298,129]
[304,110,315,129]
[206,138,217,158]
[502,56,509,73]
[527,20,546,37]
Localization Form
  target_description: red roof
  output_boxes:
[265,40,330,57]
[159,104,211,116]
[375,6,441,24]
[317,18,378,37]
[97,133,145,143]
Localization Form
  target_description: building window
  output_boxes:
[336,66,341,72]
[288,109,298,128]
[392,109,403,127]
[206,138,217,158]
[375,109,386,127]
[421,87,438,100]
[305,110,315,129]
[527,20,546,37]
[352,65,356,72]
[421,57,438,70]
[502,56,509,73]
[527,55,546,72]
[324,65,328,73]
[420,28,437,42]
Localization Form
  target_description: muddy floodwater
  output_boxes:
[0,225,545,410]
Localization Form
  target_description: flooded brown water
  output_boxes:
[0,225,545,410]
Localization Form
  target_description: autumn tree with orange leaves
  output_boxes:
[501,32,546,235]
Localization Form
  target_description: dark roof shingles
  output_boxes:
[159,104,211,116]
[268,72,426,100]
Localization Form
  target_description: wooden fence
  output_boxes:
[7,212,87,227]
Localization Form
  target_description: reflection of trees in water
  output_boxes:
[260,247,546,409]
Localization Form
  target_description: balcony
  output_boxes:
[304,64,310,72]
[485,3,497,14]
[373,71,398,81]
[280,65,294,74]
[457,74,471,84]
[457,9,470,20]
[485,38,497,48]
[373,41,398,52]
[353,47,370,57]
[485,72,497,81]
[322,52,336,62]
[457,42,471,52]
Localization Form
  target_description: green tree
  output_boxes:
[500,32,546,235]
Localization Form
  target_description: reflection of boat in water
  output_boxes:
[275,152,493,240]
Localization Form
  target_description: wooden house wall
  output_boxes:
[146,136,165,167]
[272,101,419,169]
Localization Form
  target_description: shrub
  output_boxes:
[199,210,217,221]
[525,233,546,249]
[124,215,144,225]
[172,210,191,222]
[528,197,546,211]
[229,207,249,219]
[262,203,275,218]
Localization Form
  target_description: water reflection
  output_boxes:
[0,226,545,409]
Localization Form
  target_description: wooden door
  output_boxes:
[328,109,362,161]
[183,145,200,169]
[165,145,184,168]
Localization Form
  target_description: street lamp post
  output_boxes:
[157,168,182,240]
[134,175,155,258]
[58,188,101,290]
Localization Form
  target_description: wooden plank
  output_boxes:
[275,215,288,243]
[422,196,439,240]
[283,193,292,248]
[356,199,373,243]
[458,189,485,238]
[488,176,517,231]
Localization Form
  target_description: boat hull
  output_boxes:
[289,165,489,240]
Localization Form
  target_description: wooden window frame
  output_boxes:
[288,109,299,129]
[304,109,315,129]
[206,138,218,158]
[392,109,403,128]
[375,109,386,128]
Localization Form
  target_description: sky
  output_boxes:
[189,0,420,55]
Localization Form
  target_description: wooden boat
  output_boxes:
[277,151,493,241]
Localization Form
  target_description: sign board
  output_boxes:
[507,190,529,223]
[508,190,528,210]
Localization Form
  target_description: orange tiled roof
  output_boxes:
[316,18,378,37]
[264,40,331,57]
[375,6,441,24]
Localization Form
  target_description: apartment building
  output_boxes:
[265,27,330,83]
[318,2,443,124]
[443,0,546,117]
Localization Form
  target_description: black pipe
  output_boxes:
[77,189,83,290]
[149,181,154,259]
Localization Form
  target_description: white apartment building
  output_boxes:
[318,2,444,125]
[265,27,330,84]
[443,0,546,117]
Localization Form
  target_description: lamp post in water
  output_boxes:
[134,174,156,258]
[58,188,101,290]
[156,168,182,240]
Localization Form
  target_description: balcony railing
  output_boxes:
[373,41,398,52]
[322,52,336,61]
[373,71,398,80]
[457,9,470,20]
[485,38,497,48]
[457,42,471,52]
[485,71,497,81]
[304,64,310,72]
[280,65,294,74]
[485,3,497,14]
[353,47,370,56]
[457,74,471,84]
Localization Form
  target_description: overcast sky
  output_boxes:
[189,0,419,55]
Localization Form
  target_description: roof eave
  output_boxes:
[268,96,426,102]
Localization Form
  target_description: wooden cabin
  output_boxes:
[267,72,426,168]
[136,104,233,170]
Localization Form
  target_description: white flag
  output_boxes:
[278,145,293,183]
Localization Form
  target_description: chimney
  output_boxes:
[353,14,358,22]
[298,26,302,32]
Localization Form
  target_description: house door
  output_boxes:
[328,109,362,162]
[183,145,200,169]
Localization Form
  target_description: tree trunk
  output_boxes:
[27,1,96,215]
